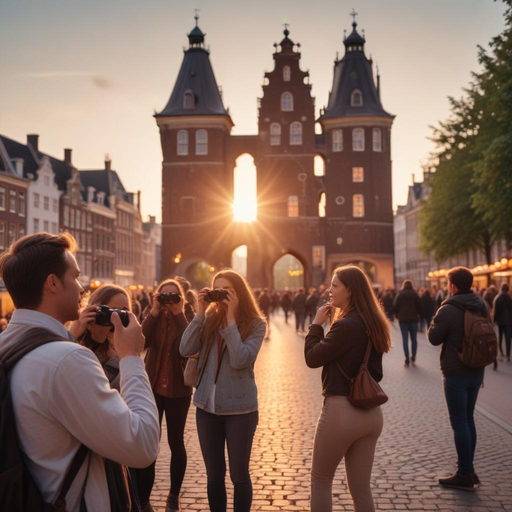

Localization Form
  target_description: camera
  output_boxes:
[205,289,229,303]
[95,305,129,328]
[157,292,181,305]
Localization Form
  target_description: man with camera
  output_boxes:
[0,232,160,511]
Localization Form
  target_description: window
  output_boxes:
[177,130,189,155]
[76,210,81,230]
[51,222,57,234]
[270,123,281,146]
[43,196,49,211]
[183,90,195,110]
[283,65,291,82]
[43,220,49,232]
[9,190,16,213]
[18,192,25,217]
[352,128,365,151]
[44,176,50,187]
[0,187,5,210]
[351,89,363,107]
[8,223,16,246]
[0,223,5,250]
[288,195,299,217]
[319,192,326,217]
[281,92,293,111]
[33,193,40,208]
[19,224,25,238]
[64,206,69,226]
[290,122,303,145]
[196,129,208,155]
[373,128,382,152]
[352,167,364,182]
[53,198,58,213]
[332,129,343,152]
[353,194,365,217]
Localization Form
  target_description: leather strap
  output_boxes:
[54,444,90,508]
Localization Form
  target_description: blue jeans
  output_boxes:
[399,322,418,361]
[443,373,484,476]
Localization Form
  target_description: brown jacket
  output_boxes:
[142,311,192,398]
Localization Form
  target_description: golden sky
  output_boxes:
[0,0,507,222]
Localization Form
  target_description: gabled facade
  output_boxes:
[159,16,397,288]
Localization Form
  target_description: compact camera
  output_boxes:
[95,305,130,327]
[157,292,182,305]
[205,289,229,303]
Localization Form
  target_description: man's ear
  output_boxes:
[45,273,61,294]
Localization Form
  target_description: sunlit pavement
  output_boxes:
[150,313,512,511]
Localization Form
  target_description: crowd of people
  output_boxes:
[0,231,506,512]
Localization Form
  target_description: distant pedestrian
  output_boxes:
[305,264,390,512]
[280,290,292,324]
[420,288,435,332]
[435,286,448,310]
[381,288,395,322]
[293,287,307,334]
[306,287,320,325]
[180,270,267,512]
[428,266,493,491]
[393,280,423,367]
[258,289,272,338]
[493,283,512,361]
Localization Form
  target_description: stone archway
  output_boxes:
[272,252,306,291]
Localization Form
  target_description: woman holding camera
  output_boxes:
[136,278,191,512]
[70,284,139,511]
[305,265,391,512]
[180,270,267,512]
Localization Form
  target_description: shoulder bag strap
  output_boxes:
[2,327,69,371]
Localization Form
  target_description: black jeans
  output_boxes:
[443,373,484,476]
[295,312,305,331]
[196,408,258,512]
[498,324,512,357]
[136,393,191,504]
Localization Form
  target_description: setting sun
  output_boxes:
[233,153,257,222]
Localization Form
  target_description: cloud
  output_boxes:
[21,71,114,89]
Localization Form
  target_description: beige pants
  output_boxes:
[311,396,383,512]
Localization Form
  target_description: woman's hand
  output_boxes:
[197,288,210,317]
[312,304,332,326]
[224,289,239,325]
[150,293,162,317]
[69,305,98,339]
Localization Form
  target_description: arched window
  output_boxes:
[177,130,188,155]
[319,192,326,217]
[183,90,195,110]
[288,195,299,217]
[270,123,281,146]
[290,122,303,145]
[332,129,343,152]
[352,167,364,182]
[373,128,382,152]
[353,194,364,217]
[352,128,365,152]
[351,89,363,107]
[281,92,294,111]
[283,65,291,82]
[196,129,208,155]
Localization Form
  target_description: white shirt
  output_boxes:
[2,309,160,512]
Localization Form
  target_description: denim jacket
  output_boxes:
[180,315,266,414]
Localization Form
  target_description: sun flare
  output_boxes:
[233,154,257,222]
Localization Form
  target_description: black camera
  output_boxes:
[95,305,129,327]
[205,289,229,303]
[157,292,182,305]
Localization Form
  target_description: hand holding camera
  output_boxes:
[69,305,99,339]
[223,289,239,324]
[111,311,145,359]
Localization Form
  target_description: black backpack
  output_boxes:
[0,327,90,511]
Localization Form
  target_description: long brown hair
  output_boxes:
[331,265,391,354]
[80,284,132,355]
[156,278,186,314]
[203,269,267,342]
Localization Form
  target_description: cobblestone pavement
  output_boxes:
[150,313,512,511]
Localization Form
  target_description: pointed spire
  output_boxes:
[344,9,365,52]
[188,9,205,48]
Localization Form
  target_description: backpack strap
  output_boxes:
[1,327,70,371]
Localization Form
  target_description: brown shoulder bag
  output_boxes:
[334,338,388,409]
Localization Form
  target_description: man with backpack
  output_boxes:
[428,266,497,491]
[0,232,160,511]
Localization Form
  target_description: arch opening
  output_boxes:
[314,155,325,177]
[273,253,304,290]
[231,245,248,278]
[233,154,257,223]
[186,261,216,290]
